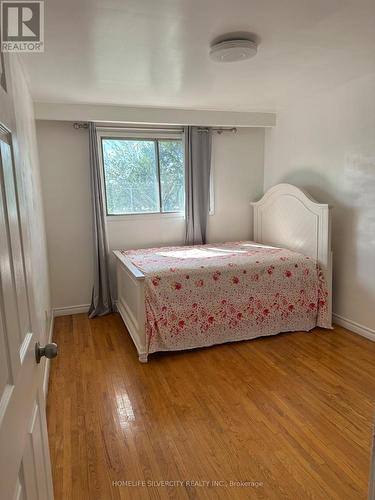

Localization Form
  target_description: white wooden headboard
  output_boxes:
[252,183,332,323]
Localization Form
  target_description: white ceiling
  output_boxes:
[21,0,375,112]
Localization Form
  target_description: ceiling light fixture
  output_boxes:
[209,38,258,63]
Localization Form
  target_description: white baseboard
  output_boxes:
[333,313,375,342]
[43,310,55,398]
[53,304,90,317]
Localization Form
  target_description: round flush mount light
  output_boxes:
[209,38,258,63]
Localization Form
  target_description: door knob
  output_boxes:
[35,342,58,364]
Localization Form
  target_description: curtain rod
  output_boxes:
[198,127,237,134]
[72,122,237,134]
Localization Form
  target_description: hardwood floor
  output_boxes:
[47,313,375,499]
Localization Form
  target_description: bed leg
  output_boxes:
[138,353,148,363]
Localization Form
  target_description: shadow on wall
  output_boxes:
[281,166,375,318]
[341,154,375,322]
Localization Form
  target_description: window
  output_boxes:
[100,132,185,216]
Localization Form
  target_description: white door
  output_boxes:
[0,125,55,499]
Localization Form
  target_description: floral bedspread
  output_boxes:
[120,241,330,355]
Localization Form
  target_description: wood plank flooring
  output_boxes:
[47,313,375,499]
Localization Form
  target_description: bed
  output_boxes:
[114,183,332,362]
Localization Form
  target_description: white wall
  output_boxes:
[36,122,264,310]
[0,56,51,344]
[36,121,94,310]
[207,128,264,243]
[264,74,375,333]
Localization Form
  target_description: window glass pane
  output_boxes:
[158,140,185,212]
[102,139,160,214]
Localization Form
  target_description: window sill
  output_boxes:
[106,212,185,222]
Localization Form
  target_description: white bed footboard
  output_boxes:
[114,251,148,362]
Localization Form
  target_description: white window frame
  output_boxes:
[97,127,186,220]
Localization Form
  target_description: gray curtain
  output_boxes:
[88,123,113,318]
[184,126,212,245]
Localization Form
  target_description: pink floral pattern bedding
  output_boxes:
[120,241,330,356]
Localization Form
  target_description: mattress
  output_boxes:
[120,241,330,355]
